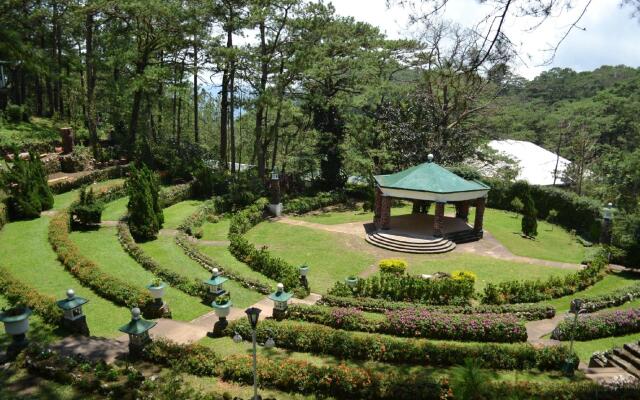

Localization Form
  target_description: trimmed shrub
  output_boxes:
[487,380,640,400]
[552,308,640,341]
[49,164,129,194]
[521,185,538,237]
[175,232,271,294]
[159,181,194,208]
[576,281,640,313]
[328,272,475,305]
[221,318,575,371]
[318,294,556,320]
[2,152,54,219]
[48,210,159,317]
[143,339,447,400]
[282,191,346,215]
[127,165,163,241]
[177,197,225,234]
[117,222,208,299]
[0,264,63,325]
[286,304,527,342]
[228,198,308,297]
[481,252,608,304]
[378,259,407,275]
[69,186,103,228]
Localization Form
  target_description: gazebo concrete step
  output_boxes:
[365,234,456,254]
[607,354,640,378]
[445,230,481,244]
[614,347,640,370]
[371,233,454,250]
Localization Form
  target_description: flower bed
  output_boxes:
[480,253,608,305]
[576,281,640,313]
[487,379,640,400]
[0,264,63,325]
[318,294,555,320]
[282,191,346,215]
[220,319,574,371]
[48,210,159,317]
[551,308,640,341]
[175,232,271,294]
[144,339,446,400]
[286,304,527,342]
[228,198,308,297]
[117,222,208,299]
[327,272,474,305]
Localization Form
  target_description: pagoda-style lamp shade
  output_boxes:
[56,289,89,321]
[245,307,261,329]
[119,307,157,348]
[268,283,293,311]
[603,203,614,220]
[271,168,279,181]
[203,268,228,294]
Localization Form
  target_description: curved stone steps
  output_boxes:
[365,232,456,254]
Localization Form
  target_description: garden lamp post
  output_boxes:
[269,283,292,320]
[564,299,585,376]
[268,168,282,217]
[119,307,157,358]
[56,289,90,335]
[203,268,228,301]
[299,264,309,289]
[246,307,262,400]
[600,202,614,245]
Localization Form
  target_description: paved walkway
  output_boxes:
[525,314,565,345]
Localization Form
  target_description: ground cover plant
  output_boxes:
[574,281,640,312]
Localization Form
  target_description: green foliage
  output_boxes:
[69,186,104,228]
[450,358,493,400]
[2,152,54,219]
[49,165,129,194]
[510,197,523,213]
[328,272,475,305]
[192,164,228,199]
[5,104,25,123]
[283,191,346,214]
[576,281,640,312]
[127,165,164,241]
[378,258,407,275]
[520,186,538,237]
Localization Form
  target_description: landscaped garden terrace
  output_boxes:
[1,168,639,399]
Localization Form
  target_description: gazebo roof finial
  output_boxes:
[427,154,434,163]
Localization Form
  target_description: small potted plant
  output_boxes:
[299,264,310,277]
[212,294,232,319]
[0,305,32,337]
[345,276,358,288]
[146,279,165,299]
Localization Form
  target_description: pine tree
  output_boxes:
[126,165,163,241]
[2,152,54,219]
[521,189,538,238]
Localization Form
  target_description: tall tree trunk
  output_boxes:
[128,55,149,144]
[85,11,98,156]
[229,61,236,173]
[193,42,199,143]
[220,26,232,170]
[254,20,268,178]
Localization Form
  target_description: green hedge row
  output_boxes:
[143,339,446,400]
[484,178,602,240]
[481,253,608,304]
[318,294,556,320]
[551,308,640,341]
[175,233,271,295]
[282,191,346,215]
[158,181,194,208]
[576,281,640,313]
[49,164,130,194]
[117,222,208,299]
[227,198,309,297]
[485,380,640,400]
[328,273,474,305]
[220,318,575,371]
[285,304,527,342]
[0,264,63,325]
[48,210,160,317]
[176,197,223,234]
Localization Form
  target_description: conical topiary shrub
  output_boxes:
[521,188,538,238]
[2,151,54,219]
[127,165,163,241]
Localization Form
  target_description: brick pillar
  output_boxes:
[433,202,445,237]
[412,200,421,214]
[474,197,486,237]
[373,187,383,228]
[455,201,470,222]
[380,196,392,230]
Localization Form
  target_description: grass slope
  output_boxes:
[200,218,231,242]
[291,203,412,225]
[0,218,126,338]
[69,227,210,321]
[0,117,61,150]
[197,245,278,287]
[161,200,203,229]
[52,179,125,211]
[138,236,263,308]
[101,196,129,221]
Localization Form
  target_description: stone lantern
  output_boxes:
[119,307,157,357]
[299,264,310,289]
[268,168,282,217]
[203,268,228,301]
[600,202,614,245]
[56,289,90,335]
[0,306,31,358]
[269,283,293,320]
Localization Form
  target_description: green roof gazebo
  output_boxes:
[372,154,490,251]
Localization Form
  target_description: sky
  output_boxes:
[330,0,640,80]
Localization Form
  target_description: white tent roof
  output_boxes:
[487,140,571,186]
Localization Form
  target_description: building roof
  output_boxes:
[487,140,571,186]
[374,157,490,202]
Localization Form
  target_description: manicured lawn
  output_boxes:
[407,253,575,292]
[0,117,61,150]
[469,207,587,264]
[69,227,210,321]
[52,178,125,211]
[0,217,126,338]
[197,245,278,288]
[139,236,263,308]
[162,200,202,229]
[200,218,231,241]
[245,221,375,294]
[101,196,129,221]
[291,202,412,225]
[573,332,640,362]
